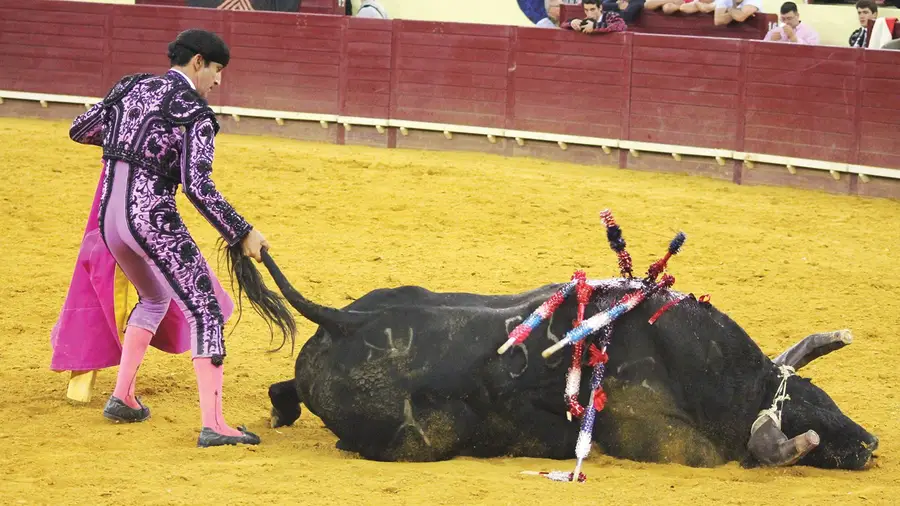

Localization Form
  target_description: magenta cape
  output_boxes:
[49,164,235,372]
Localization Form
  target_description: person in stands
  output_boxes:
[601,0,646,24]
[850,0,878,47]
[713,0,762,26]
[566,0,627,34]
[536,0,563,27]
[764,2,819,45]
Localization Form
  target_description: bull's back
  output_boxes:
[340,283,566,312]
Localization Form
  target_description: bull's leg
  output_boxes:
[469,399,579,460]
[269,379,302,428]
[359,399,479,462]
[506,407,581,460]
[594,381,726,467]
[773,330,852,371]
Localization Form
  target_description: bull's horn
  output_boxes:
[747,415,820,467]
[260,250,372,336]
[773,330,852,371]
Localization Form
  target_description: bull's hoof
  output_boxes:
[335,439,354,451]
[268,380,302,428]
[270,404,302,428]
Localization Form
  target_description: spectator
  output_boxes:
[764,2,819,44]
[850,0,878,47]
[602,0,646,23]
[566,0,627,33]
[679,0,717,15]
[536,0,563,27]
[355,0,389,19]
[713,0,762,26]
[645,0,684,15]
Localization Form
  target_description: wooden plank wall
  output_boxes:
[225,11,342,113]
[510,27,627,140]
[134,0,187,6]
[628,34,741,150]
[391,21,511,128]
[743,42,859,164]
[299,0,338,14]
[0,1,110,96]
[857,49,900,169]
[342,17,393,119]
[2,0,900,188]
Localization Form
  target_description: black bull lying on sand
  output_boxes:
[256,252,878,470]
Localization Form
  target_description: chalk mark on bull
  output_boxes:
[544,311,564,369]
[364,327,414,362]
[392,398,431,447]
[504,316,528,378]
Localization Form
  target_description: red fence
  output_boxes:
[1,0,900,194]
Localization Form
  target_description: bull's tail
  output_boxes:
[220,239,297,354]
[259,248,370,337]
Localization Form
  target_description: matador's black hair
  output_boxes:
[167,29,231,67]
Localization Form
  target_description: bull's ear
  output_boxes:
[772,330,852,371]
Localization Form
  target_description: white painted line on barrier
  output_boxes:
[505,129,619,149]
[619,140,732,159]
[3,90,897,181]
[0,90,102,105]
[390,119,505,137]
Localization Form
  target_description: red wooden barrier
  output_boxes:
[391,21,511,128]
[0,1,110,97]
[342,17,393,119]
[628,34,741,150]
[857,48,900,168]
[742,42,860,164]
[2,0,900,198]
[300,0,341,15]
[226,11,342,113]
[510,27,628,139]
[135,0,186,6]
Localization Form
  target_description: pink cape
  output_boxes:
[49,163,235,372]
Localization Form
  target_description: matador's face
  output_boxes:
[194,59,223,99]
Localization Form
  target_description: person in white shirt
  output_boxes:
[536,0,563,28]
[714,0,762,25]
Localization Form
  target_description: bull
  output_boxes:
[257,252,878,470]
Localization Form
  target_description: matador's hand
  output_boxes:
[241,229,269,263]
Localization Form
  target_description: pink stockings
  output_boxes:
[112,325,241,436]
[112,326,153,408]
[193,357,242,437]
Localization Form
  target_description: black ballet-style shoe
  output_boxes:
[102,395,151,423]
[196,425,261,448]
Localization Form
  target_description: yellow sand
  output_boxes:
[0,117,897,505]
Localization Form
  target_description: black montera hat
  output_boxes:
[167,29,231,67]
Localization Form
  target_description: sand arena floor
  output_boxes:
[0,116,898,505]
